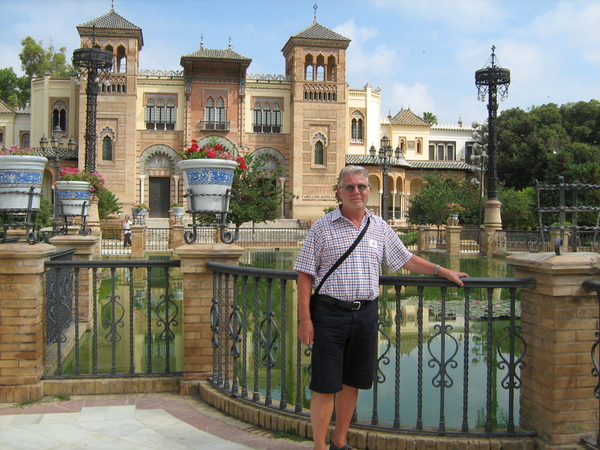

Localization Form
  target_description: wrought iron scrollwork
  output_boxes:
[183,188,238,244]
[259,310,279,369]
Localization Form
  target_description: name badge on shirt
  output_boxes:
[369,239,378,248]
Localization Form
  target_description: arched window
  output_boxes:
[316,55,325,81]
[166,99,175,130]
[145,98,155,130]
[102,136,113,161]
[253,102,262,132]
[327,55,336,82]
[205,97,215,123]
[52,100,67,134]
[116,45,127,73]
[145,96,177,130]
[314,141,324,165]
[252,100,283,134]
[273,103,281,133]
[350,112,364,144]
[216,97,226,129]
[305,55,314,81]
[156,98,165,130]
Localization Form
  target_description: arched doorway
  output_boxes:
[140,144,179,218]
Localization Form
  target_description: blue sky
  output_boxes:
[0,0,598,126]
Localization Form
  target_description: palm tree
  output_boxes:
[422,111,438,125]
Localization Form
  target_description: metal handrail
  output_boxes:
[206,261,536,437]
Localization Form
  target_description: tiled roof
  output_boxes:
[409,160,472,170]
[182,47,251,62]
[346,154,410,169]
[0,100,14,114]
[78,9,141,31]
[346,155,472,171]
[389,109,429,126]
[292,21,350,42]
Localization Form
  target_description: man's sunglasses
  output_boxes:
[342,184,369,192]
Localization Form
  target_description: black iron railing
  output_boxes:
[206,261,536,437]
[43,259,182,378]
[146,227,170,251]
[46,248,76,347]
[502,230,552,254]
[460,229,482,253]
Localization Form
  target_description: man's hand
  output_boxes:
[438,266,469,286]
[298,318,314,346]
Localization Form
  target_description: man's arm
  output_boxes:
[296,271,315,345]
[402,254,468,286]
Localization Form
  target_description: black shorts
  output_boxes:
[309,297,378,394]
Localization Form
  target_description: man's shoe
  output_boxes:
[329,444,353,450]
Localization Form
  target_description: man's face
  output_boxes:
[337,173,371,211]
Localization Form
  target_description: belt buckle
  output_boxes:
[349,301,361,310]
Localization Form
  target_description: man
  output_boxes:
[294,165,468,450]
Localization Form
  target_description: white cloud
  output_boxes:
[389,82,435,116]
[335,19,398,82]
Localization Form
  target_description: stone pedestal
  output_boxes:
[173,243,244,393]
[507,252,600,450]
[0,243,56,402]
[445,226,461,255]
[130,224,146,258]
[170,224,184,249]
[417,225,430,251]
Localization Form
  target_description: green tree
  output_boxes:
[228,153,291,231]
[19,36,73,78]
[0,68,30,107]
[497,100,600,190]
[422,111,438,125]
[0,37,74,108]
[498,186,536,229]
[407,173,479,227]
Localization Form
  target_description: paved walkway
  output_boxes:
[0,393,313,450]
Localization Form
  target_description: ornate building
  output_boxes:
[17,6,475,223]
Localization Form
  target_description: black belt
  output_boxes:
[314,294,371,311]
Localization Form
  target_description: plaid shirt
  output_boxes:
[294,207,412,301]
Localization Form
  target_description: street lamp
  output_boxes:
[72,29,113,173]
[40,126,77,233]
[475,46,510,211]
[369,135,398,222]
[470,121,488,229]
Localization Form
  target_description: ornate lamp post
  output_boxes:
[72,36,113,173]
[39,126,77,233]
[470,121,488,229]
[370,135,401,222]
[475,46,510,229]
[40,125,77,232]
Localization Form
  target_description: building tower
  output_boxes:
[282,20,351,219]
[76,7,143,214]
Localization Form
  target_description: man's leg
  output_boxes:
[331,384,358,448]
[310,391,335,450]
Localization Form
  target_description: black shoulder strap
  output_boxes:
[314,217,370,295]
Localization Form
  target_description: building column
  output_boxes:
[173,175,180,204]
[445,226,462,255]
[0,243,56,402]
[139,174,146,203]
[507,252,599,450]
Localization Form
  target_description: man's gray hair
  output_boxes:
[337,165,370,187]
